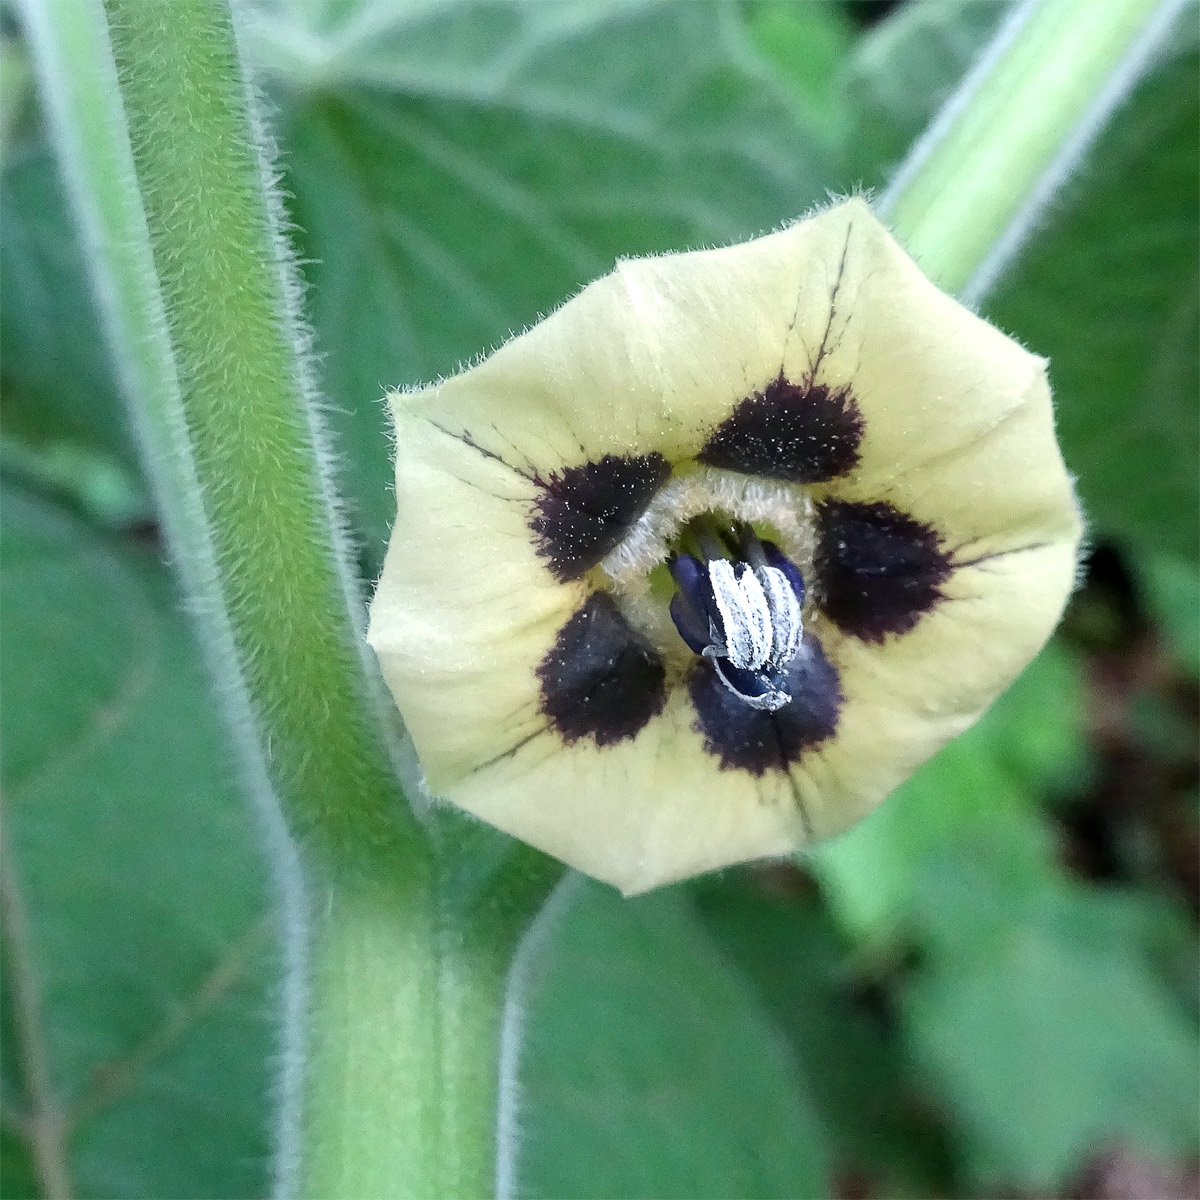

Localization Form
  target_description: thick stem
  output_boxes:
[300,847,562,1199]
[878,0,1189,301]
[16,0,565,1194]
[95,0,411,854]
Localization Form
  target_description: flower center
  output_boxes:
[667,519,807,712]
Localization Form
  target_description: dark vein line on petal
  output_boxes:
[951,540,1053,571]
[474,726,549,772]
[808,216,855,380]
[440,468,527,503]
[770,720,814,839]
[905,398,1028,478]
[426,419,538,482]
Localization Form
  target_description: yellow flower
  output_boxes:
[367,198,1083,895]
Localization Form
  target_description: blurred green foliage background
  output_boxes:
[1,1,1197,1197]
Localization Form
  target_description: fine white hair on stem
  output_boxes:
[961,0,1192,305]
[230,1,419,801]
[15,21,316,1185]
[494,873,580,1200]
[876,0,1036,221]
[878,0,1192,307]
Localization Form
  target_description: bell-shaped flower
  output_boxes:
[367,199,1083,895]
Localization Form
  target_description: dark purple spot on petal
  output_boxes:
[698,374,863,483]
[539,592,667,746]
[816,500,952,642]
[531,453,671,581]
[689,636,842,773]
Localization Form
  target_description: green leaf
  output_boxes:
[250,0,848,568]
[0,145,137,470]
[693,876,953,1198]
[1139,548,1200,676]
[0,120,151,535]
[517,879,829,1200]
[987,44,1200,561]
[745,0,855,139]
[843,0,1007,183]
[810,708,1054,945]
[0,482,275,1199]
[810,634,1087,946]
[981,637,1089,796]
[0,1125,38,1200]
[0,429,149,532]
[0,33,34,164]
[903,879,1200,1191]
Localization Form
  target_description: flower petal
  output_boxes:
[368,417,585,780]
[444,688,812,895]
[367,198,1083,894]
[793,538,1079,841]
[399,200,882,476]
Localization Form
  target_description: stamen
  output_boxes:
[708,559,773,670]
[759,565,803,665]
[668,527,807,712]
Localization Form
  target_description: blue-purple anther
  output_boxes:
[669,536,807,712]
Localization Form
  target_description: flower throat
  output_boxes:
[667,517,808,712]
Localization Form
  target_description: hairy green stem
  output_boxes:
[18,0,562,1194]
[878,0,1189,301]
